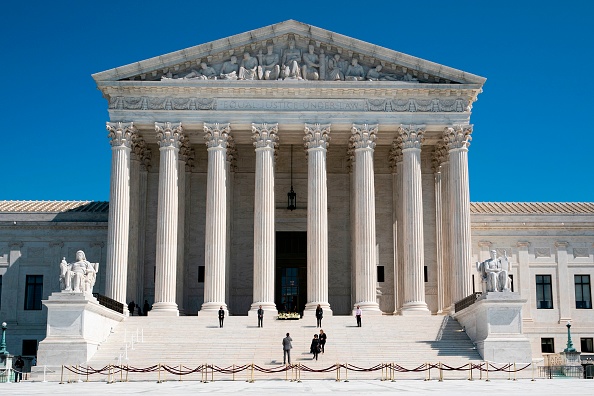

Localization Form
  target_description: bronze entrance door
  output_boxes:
[276,231,307,314]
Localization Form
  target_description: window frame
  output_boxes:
[575,274,592,309]
[541,337,555,353]
[581,337,594,353]
[536,274,553,309]
[24,275,44,311]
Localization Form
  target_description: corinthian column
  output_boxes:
[151,122,183,316]
[250,123,278,315]
[351,123,381,314]
[432,142,449,314]
[389,143,403,314]
[105,122,135,306]
[444,125,473,303]
[201,123,230,314]
[398,125,430,315]
[304,123,333,315]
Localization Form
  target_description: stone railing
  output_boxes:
[453,292,482,313]
[92,293,124,314]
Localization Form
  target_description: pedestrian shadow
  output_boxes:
[302,325,317,328]
[206,325,220,328]
[346,325,360,327]
[246,325,261,328]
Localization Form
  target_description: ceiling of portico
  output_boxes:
[93,20,486,86]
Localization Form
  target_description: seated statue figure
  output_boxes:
[345,58,365,81]
[257,44,280,80]
[366,65,399,81]
[238,52,258,80]
[281,39,302,79]
[219,56,239,80]
[59,250,99,295]
[327,54,346,81]
[476,250,512,293]
[301,44,320,80]
[184,62,217,80]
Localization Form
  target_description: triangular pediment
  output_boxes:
[93,20,485,85]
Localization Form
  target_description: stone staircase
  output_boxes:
[73,314,485,381]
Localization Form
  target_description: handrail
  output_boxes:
[454,292,482,313]
[92,293,124,314]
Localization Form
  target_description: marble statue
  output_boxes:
[366,65,399,81]
[219,56,239,80]
[59,250,99,295]
[301,44,320,80]
[476,250,512,293]
[185,62,217,80]
[257,44,280,80]
[281,39,302,79]
[238,52,259,80]
[345,58,365,81]
[327,54,346,81]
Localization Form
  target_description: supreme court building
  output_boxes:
[1,20,593,359]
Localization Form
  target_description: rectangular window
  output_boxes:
[24,275,43,310]
[536,275,553,309]
[424,266,428,283]
[509,274,514,292]
[22,339,38,356]
[198,266,205,283]
[541,338,555,353]
[377,266,385,283]
[575,275,592,309]
[581,338,594,353]
[0,274,2,309]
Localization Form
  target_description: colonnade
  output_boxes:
[104,121,473,316]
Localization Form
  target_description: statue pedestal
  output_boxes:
[453,291,532,363]
[36,292,125,367]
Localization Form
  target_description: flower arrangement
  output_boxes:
[277,312,300,320]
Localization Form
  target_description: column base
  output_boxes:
[401,301,431,316]
[303,302,333,317]
[149,302,179,316]
[199,302,228,316]
[248,302,277,317]
[352,301,382,316]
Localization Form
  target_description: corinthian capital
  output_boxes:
[431,141,449,172]
[252,123,279,150]
[350,123,378,150]
[388,140,403,171]
[179,138,195,169]
[397,124,425,150]
[106,122,136,148]
[304,123,331,150]
[444,125,472,150]
[155,122,184,149]
[204,122,231,149]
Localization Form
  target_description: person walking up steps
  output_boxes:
[310,334,320,361]
[218,306,225,328]
[283,333,293,365]
[355,305,362,327]
[319,329,327,353]
[315,304,323,327]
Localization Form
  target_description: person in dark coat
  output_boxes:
[310,334,320,361]
[282,333,293,365]
[257,305,264,328]
[319,329,327,353]
[128,301,135,316]
[218,306,225,328]
[14,356,24,382]
[143,300,150,316]
[315,304,323,327]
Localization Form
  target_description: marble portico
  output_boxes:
[92,20,485,317]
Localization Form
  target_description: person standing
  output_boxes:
[14,355,24,382]
[143,300,150,316]
[218,306,225,328]
[257,305,264,328]
[310,334,320,361]
[319,329,327,353]
[315,304,323,327]
[282,333,293,365]
[128,301,135,316]
[355,305,362,327]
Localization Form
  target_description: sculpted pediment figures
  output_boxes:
[133,34,445,84]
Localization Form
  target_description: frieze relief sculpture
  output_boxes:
[156,37,427,83]
[59,250,99,295]
[476,250,512,293]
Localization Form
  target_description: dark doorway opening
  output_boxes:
[276,231,307,315]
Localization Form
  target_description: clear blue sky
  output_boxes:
[2,1,593,202]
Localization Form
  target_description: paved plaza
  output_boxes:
[2,378,593,395]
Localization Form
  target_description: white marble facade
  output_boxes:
[0,21,593,359]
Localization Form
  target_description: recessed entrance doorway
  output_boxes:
[276,231,307,315]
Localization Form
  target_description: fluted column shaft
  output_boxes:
[304,124,332,315]
[105,122,135,306]
[250,123,278,315]
[201,123,230,314]
[351,124,381,314]
[151,122,183,316]
[399,126,430,315]
[440,160,452,311]
[445,125,473,303]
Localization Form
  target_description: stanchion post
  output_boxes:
[391,362,395,382]
[233,364,235,381]
[251,362,255,383]
[424,362,430,381]
[514,362,517,381]
[157,363,161,383]
[480,362,483,380]
[43,365,47,383]
[336,362,340,382]
[531,361,535,382]
[59,365,64,384]
[179,364,182,382]
[468,363,473,381]
[211,363,214,382]
[439,362,443,382]
[344,362,349,382]
[486,361,490,382]
[126,364,129,382]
